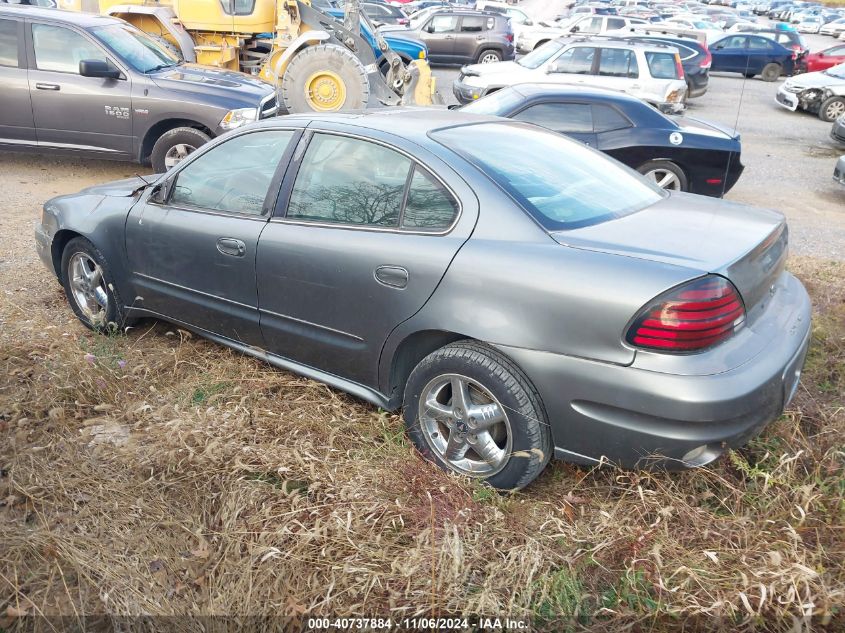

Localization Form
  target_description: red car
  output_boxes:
[804,44,845,73]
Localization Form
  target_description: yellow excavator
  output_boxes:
[58,0,436,112]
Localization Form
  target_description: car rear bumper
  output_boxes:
[494,272,812,470]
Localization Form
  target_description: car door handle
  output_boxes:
[444,35,454,40]
[374,265,409,289]
[217,237,246,257]
[35,83,60,91]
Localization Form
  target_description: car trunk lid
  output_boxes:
[549,193,787,323]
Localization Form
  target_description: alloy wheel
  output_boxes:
[825,101,845,122]
[643,168,682,191]
[164,143,197,169]
[479,53,500,64]
[68,252,108,325]
[417,374,512,477]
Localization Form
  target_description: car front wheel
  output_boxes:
[818,96,845,122]
[403,341,551,490]
[150,127,211,173]
[61,237,131,332]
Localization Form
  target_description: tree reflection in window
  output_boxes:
[288,134,412,227]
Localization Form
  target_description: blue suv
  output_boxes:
[326,9,429,70]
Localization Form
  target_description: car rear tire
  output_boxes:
[61,237,132,332]
[760,63,782,82]
[281,44,370,113]
[818,96,845,122]
[403,340,551,490]
[150,127,211,173]
[477,49,503,64]
[637,160,688,192]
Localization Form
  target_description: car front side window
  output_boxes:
[552,46,596,74]
[429,15,458,33]
[169,130,295,216]
[287,134,412,228]
[32,23,107,74]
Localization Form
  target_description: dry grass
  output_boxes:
[1,256,844,631]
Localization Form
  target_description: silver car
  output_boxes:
[34,110,811,489]
[453,37,688,112]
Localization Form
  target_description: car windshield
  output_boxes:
[92,23,180,73]
[433,123,665,231]
[517,40,565,69]
[824,62,845,78]
[459,87,524,115]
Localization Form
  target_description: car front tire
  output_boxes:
[818,96,845,122]
[403,341,551,490]
[61,237,131,332]
[150,127,211,173]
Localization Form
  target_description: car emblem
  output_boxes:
[669,132,683,145]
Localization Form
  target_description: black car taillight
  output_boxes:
[626,275,746,353]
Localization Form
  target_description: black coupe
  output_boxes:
[460,84,744,197]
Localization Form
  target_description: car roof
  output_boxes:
[0,5,119,27]
[508,82,650,105]
[251,108,506,142]
[554,35,680,51]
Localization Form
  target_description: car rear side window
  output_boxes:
[32,24,107,74]
[645,52,679,79]
[607,17,626,29]
[592,104,632,132]
[287,134,412,228]
[512,102,593,133]
[598,48,639,78]
[433,122,664,231]
[460,16,485,32]
[0,19,17,68]
[402,166,459,231]
[169,130,295,216]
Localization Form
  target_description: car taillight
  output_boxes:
[505,32,514,43]
[625,275,746,353]
[700,45,712,68]
[674,53,685,79]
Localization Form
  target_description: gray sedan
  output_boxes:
[34,109,812,489]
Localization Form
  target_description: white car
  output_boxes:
[664,17,724,43]
[453,38,688,112]
[797,16,823,34]
[516,15,648,52]
[820,17,845,37]
[775,63,845,122]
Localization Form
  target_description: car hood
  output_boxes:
[462,60,527,77]
[784,69,845,89]
[550,192,786,316]
[78,176,151,198]
[150,64,273,103]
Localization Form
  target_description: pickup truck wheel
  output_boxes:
[637,160,688,192]
[477,49,502,64]
[61,237,133,332]
[403,341,551,490]
[281,44,369,113]
[818,96,845,122]
[760,63,781,82]
[151,127,211,173]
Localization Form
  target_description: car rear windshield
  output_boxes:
[432,122,664,231]
[645,51,679,78]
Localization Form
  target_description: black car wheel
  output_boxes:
[760,63,782,82]
[818,96,845,123]
[637,160,688,192]
[61,237,132,332]
[151,127,211,173]
[403,341,551,490]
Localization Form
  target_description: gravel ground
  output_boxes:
[0,9,842,262]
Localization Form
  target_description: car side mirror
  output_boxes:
[79,59,121,79]
[149,180,170,204]
[571,25,580,32]
[524,18,534,26]
[426,23,435,33]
